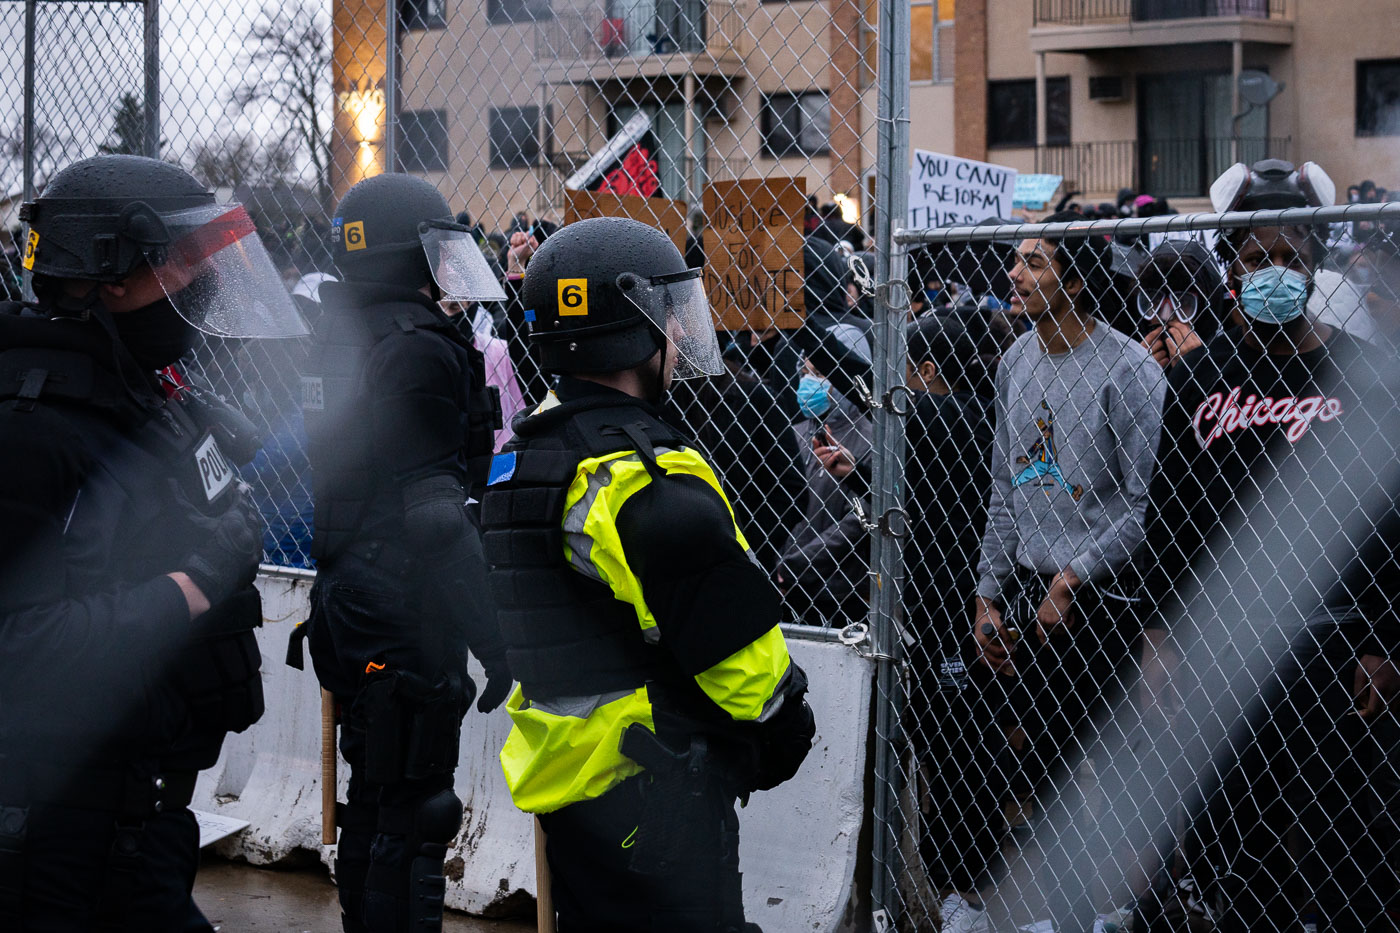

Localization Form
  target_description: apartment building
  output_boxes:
[330,0,1400,225]
[961,0,1400,207]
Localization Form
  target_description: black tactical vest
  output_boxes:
[0,306,264,765]
[301,296,501,564]
[481,396,688,701]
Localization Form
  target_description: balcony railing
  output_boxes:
[1033,0,1286,26]
[1035,136,1291,198]
[535,0,745,65]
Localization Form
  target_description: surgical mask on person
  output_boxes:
[925,287,941,306]
[1239,265,1310,325]
[797,374,833,419]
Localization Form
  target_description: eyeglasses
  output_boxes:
[1136,289,1198,324]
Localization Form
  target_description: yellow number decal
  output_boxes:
[558,278,588,316]
[344,221,366,252]
[22,230,39,270]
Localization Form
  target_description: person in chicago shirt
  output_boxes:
[1140,160,1400,930]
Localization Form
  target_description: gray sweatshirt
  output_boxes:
[976,320,1166,599]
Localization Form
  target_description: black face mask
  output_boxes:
[111,298,196,370]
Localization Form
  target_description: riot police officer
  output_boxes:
[0,155,302,929]
[300,173,511,933]
[482,217,817,932]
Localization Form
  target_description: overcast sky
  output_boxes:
[0,0,332,194]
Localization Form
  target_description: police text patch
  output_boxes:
[300,376,325,411]
[195,433,235,503]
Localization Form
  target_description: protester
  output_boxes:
[776,359,873,626]
[971,209,1166,930]
[1135,239,1230,369]
[1142,158,1399,930]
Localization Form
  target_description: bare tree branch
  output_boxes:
[231,0,334,211]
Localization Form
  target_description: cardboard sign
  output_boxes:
[1012,173,1064,211]
[908,150,1017,229]
[191,809,250,848]
[562,189,687,256]
[702,177,806,332]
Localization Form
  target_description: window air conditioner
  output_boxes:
[1089,76,1129,103]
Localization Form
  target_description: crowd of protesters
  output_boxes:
[25,155,1396,931]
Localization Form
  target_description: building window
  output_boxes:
[402,0,447,29]
[490,106,540,169]
[761,92,830,158]
[1357,59,1400,137]
[987,77,1070,149]
[862,0,953,86]
[398,109,448,173]
[487,0,551,24]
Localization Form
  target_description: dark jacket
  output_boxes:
[1142,326,1396,648]
[303,283,504,696]
[0,303,263,776]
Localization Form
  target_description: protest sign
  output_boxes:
[702,177,806,332]
[1012,173,1064,211]
[908,150,1017,228]
[562,189,687,256]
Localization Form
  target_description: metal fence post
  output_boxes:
[143,0,160,158]
[870,0,911,921]
[22,0,36,205]
[382,0,397,174]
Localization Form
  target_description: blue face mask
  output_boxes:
[797,374,833,419]
[925,288,942,306]
[1239,265,1310,325]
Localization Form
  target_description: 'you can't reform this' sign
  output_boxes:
[908,150,1017,229]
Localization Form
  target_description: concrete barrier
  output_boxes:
[192,569,872,927]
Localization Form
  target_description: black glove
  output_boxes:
[475,655,513,713]
[175,481,263,609]
[750,662,817,791]
[751,692,816,791]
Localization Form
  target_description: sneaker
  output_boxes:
[940,893,991,933]
[1015,922,1055,933]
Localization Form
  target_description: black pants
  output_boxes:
[1193,620,1400,932]
[911,636,1009,894]
[920,570,1137,918]
[309,558,466,933]
[6,803,209,933]
[537,772,756,933]
[333,713,457,933]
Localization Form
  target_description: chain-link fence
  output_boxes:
[10,2,1400,931]
[879,202,1400,932]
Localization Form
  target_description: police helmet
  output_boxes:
[521,217,723,379]
[331,173,504,302]
[20,155,214,283]
[20,155,306,338]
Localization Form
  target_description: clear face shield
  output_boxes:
[142,204,308,338]
[419,221,508,302]
[623,268,724,381]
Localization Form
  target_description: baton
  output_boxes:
[322,688,337,846]
[535,817,557,932]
